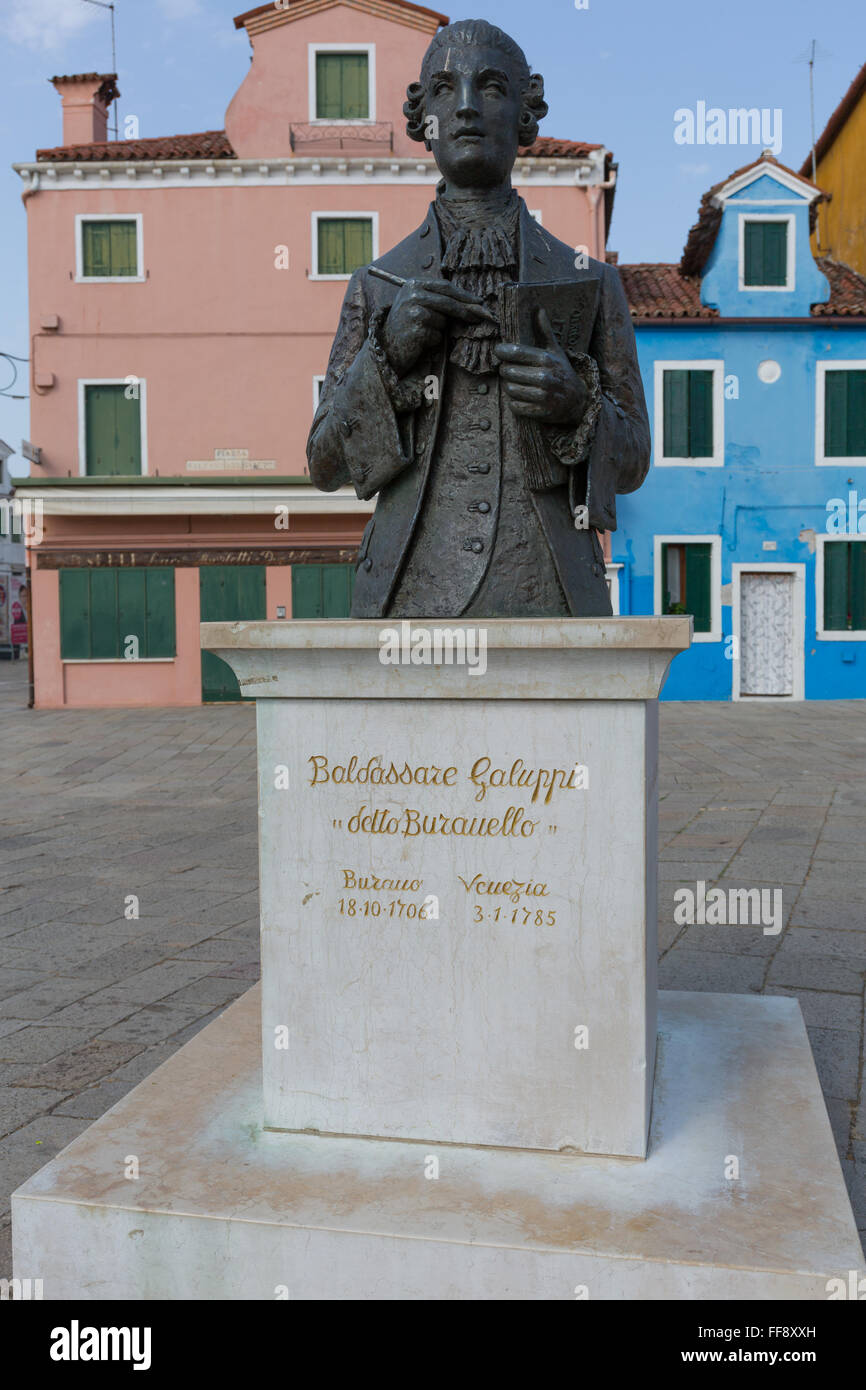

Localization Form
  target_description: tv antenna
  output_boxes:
[80,0,119,139]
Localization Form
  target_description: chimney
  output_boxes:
[50,73,120,146]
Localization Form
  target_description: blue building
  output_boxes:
[615,153,866,701]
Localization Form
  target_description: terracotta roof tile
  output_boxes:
[36,130,235,162]
[36,129,600,163]
[619,257,866,319]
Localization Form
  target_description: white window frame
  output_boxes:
[78,378,148,477]
[815,535,866,641]
[313,375,325,410]
[815,360,866,467]
[310,211,378,281]
[653,360,725,467]
[75,212,145,284]
[653,533,721,642]
[731,562,805,701]
[308,43,376,124]
[737,212,795,292]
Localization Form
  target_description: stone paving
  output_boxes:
[0,657,863,1279]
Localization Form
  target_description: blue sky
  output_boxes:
[1,0,863,474]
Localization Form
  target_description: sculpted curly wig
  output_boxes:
[404,20,548,149]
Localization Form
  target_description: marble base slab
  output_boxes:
[13,985,863,1301]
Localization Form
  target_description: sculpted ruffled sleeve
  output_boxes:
[544,263,650,530]
[306,271,419,500]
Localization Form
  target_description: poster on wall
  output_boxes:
[0,570,9,646]
[10,573,28,647]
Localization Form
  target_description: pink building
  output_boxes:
[15,0,618,708]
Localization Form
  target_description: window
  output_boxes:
[309,44,375,122]
[818,539,866,637]
[76,214,143,282]
[817,364,866,465]
[80,382,145,476]
[654,535,721,641]
[59,568,176,660]
[316,53,369,119]
[313,375,325,410]
[312,213,377,279]
[737,214,794,291]
[654,361,724,465]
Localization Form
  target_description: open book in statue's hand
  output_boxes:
[496,278,601,491]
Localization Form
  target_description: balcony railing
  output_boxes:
[289,121,394,154]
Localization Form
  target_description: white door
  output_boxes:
[739,571,794,696]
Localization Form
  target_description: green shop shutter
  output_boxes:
[85,385,142,476]
[744,221,787,287]
[200,565,266,701]
[315,53,369,119]
[292,563,355,618]
[90,568,120,659]
[117,569,147,659]
[59,570,91,659]
[145,569,176,656]
[317,218,372,275]
[684,543,712,632]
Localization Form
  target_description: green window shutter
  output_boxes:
[82,222,111,277]
[688,371,713,457]
[684,543,712,632]
[317,218,372,276]
[744,221,787,286]
[849,541,866,631]
[663,371,689,457]
[316,53,369,119]
[826,370,866,457]
[663,370,713,458]
[145,569,176,657]
[824,542,850,630]
[82,220,137,276]
[85,385,141,476]
[59,569,91,658]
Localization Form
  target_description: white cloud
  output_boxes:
[2,0,101,52]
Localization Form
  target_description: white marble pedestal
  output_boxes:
[12,618,864,1298]
[12,985,864,1298]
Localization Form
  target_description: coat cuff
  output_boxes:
[368,307,428,414]
[546,352,603,468]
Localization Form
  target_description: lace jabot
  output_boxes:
[434,186,519,374]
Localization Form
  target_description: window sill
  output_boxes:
[655,456,724,468]
[74,275,146,285]
[62,657,176,664]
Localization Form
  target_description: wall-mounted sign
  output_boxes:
[185,449,277,473]
[21,440,42,465]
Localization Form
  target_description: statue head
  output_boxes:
[404,20,548,190]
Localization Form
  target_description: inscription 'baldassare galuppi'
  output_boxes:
[307,754,587,806]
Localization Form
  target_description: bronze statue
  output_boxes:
[307,19,650,618]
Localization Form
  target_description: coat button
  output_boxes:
[463,537,484,554]
[469,501,491,514]
[477,419,491,431]
[420,223,431,238]
[364,557,373,571]
[475,382,489,394]
[468,462,490,474]
[421,254,435,269]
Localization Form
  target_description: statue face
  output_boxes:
[424,42,523,189]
